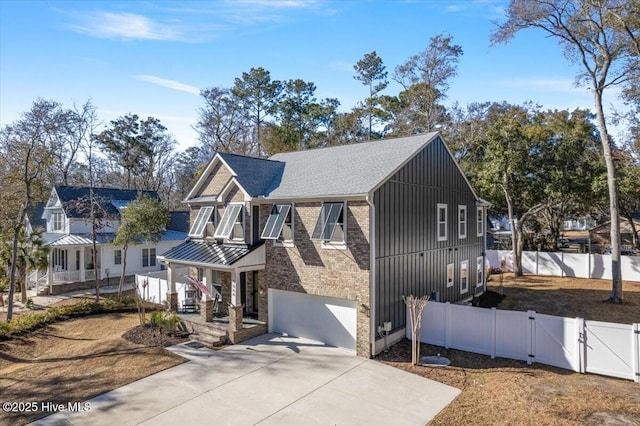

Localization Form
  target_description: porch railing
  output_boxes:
[51,269,100,283]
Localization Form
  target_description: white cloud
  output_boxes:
[445,5,465,12]
[134,75,200,95]
[69,12,182,41]
[231,0,320,8]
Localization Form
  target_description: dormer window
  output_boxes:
[214,203,244,240]
[52,213,64,232]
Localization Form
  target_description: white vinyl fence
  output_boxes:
[409,301,640,382]
[487,250,640,282]
[135,268,190,307]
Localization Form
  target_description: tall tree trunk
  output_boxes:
[118,244,128,298]
[503,177,523,276]
[20,266,27,304]
[594,90,623,302]
[6,229,20,322]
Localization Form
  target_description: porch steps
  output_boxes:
[180,319,227,347]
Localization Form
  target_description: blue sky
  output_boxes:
[0,0,622,152]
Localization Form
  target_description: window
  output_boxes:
[52,212,64,232]
[205,208,219,238]
[460,260,469,294]
[311,202,345,243]
[476,256,484,287]
[189,206,214,237]
[261,204,293,243]
[214,204,243,240]
[446,263,454,288]
[52,248,67,270]
[142,248,156,268]
[437,204,448,241]
[477,207,484,237]
[114,249,122,265]
[458,205,467,239]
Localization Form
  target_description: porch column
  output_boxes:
[47,250,53,295]
[166,263,178,312]
[229,270,244,333]
[200,275,214,322]
[79,248,85,283]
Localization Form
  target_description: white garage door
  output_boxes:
[268,289,357,352]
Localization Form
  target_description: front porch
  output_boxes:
[178,312,267,346]
[159,241,267,346]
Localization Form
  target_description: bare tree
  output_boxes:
[492,0,640,302]
[0,99,62,320]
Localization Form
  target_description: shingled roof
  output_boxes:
[54,186,159,218]
[188,133,440,202]
[266,133,438,199]
[217,152,284,197]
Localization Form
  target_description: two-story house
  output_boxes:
[28,186,187,295]
[159,132,487,358]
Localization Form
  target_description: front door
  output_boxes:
[240,272,247,309]
[252,271,259,314]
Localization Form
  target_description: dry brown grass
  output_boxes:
[0,313,185,426]
[379,274,640,425]
[490,273,640,324]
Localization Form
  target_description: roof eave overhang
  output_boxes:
[256,193,368,204]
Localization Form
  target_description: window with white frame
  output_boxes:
[311,202,345,245]
[114,249,122,265]
[261,204,293,244]
[446,263,454,287]
[437,204,448,241]
[476,256,484,287]
[477,207,484,237]
[142,248,156,268]
[458,205,467,239]
[214,203,243,240]
[52,212,64,232]
[460,260,469,294]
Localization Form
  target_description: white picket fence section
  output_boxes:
[487,249,640,282]
[409,301,640,382]
[135,268,190,306]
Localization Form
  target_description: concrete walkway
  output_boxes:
[34,334,460,426]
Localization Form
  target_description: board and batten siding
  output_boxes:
[374,136,484,333]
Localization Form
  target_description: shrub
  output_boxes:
[0,298,140,339]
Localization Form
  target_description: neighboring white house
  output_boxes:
[27,186,187,294]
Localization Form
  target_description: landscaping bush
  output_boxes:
[0,298,140,339]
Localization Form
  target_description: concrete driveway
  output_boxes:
[34,334,460,426]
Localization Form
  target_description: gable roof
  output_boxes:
[217,153,285,197]
[27,202,47,231]
[54,186,159,219]
[187,132,475,202]
[266,132,439,199]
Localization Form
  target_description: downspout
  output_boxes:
[366,192,376,358]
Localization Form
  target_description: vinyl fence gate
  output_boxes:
[410,301,640,382]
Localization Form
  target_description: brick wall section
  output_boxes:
[200,162,233,197]
[260,200,371,357]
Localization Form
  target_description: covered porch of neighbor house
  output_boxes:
[31,235,108,295]
[159,241,267,344]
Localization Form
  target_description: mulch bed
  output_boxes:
[122,325,190,347]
